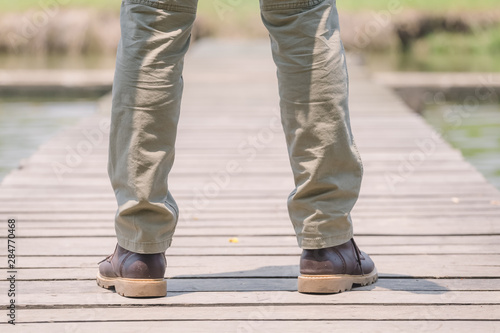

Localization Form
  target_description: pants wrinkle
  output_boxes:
[109,0,362,253]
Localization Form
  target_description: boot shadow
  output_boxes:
[166,266,450,296]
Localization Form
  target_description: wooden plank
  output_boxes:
[2,255,500,279]
[2,217,499,236]
[2,184,496,198]
[2,290,500,307]
[4,211,500,221]
[1,278,499,293]
[3,225,500,238]
[2,235,500,255]
[6,321,500,333]
[9,243,500,256]
[4,174,495,187]
[1,192,497,206]
[3,198,500,211]
[0,243,498,256]
[12,305,500,322]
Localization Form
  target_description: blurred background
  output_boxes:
[0,0,499,188]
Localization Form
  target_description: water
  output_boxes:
[0,53,108,182]
[0,98,98,182]
[422,103,500,189]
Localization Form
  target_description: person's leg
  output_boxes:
[261,0,361,250]
[110,0,198,254]
[260,0,377,293]
[98,0,198,297]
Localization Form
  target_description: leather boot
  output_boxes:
[298,238,378,293]
[97,244,167,297]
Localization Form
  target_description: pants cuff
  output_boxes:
[117,237,172,254]
[298,230,353,249]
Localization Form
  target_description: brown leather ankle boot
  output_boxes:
[97,244,167,297]
[298,238,378,294]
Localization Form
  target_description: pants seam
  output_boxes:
[300,231,353,249]
[124,0,197,14]
[118,237,173,253]
[261,0,325,11]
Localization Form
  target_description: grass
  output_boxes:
[2,0,499,72]
[370,26,500,72]
[1,0,499,13]
[423,26,500,55]
[0,0,119,12]
[337,0,500,11]
[364,25,500,72]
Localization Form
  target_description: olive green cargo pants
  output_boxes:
[108,0,363,253]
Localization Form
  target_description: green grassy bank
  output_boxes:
[1,0,499,71]
[2,0,499,12]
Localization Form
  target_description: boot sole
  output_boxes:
[298,268,378,294]
[97,272,166,297]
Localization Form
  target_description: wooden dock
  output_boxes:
[1,39,500,332]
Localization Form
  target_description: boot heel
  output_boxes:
[298,275,353,294]
[298,269,378,294]
[115,278,167,297]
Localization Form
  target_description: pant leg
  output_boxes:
[108,0,198,254]
[260,0,363,249]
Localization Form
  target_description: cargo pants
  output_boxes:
[108,0,363,253]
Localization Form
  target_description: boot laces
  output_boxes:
[97,244,118,265]
[351,238,364,275]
